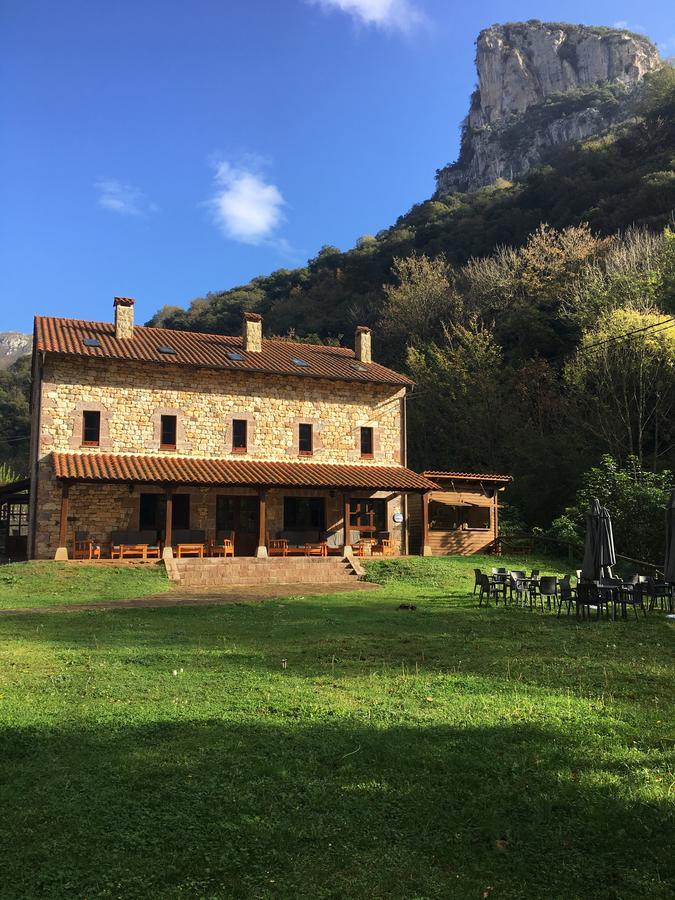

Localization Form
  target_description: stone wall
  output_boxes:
[32,356,406,558]
[38,357,404,463]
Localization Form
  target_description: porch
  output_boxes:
[40,452,437,561]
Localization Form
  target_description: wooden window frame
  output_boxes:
[81,410,101,447]
[232,419,248,453]
[360,426,374,458]
[298,423,313,456]
[160,414,177,450]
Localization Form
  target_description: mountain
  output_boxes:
[435,21,661,195]
[0,333,32,370]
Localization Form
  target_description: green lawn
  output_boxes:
[0,560,170,609]
[0,555,673,899]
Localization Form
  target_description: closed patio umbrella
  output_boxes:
[665,489,675,584]
[581,497,617,581]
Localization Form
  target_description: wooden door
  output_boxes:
[216,495,259,556]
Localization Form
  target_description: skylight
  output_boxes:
[351,362,368,372]
[292,358,309,367]
[226,351,244,361]
[83,337,101,348]
[157,345,176,355]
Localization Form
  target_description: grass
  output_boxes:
[0,554,673,898]
[0,560,170,609]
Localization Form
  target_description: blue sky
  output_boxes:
[1,0,673,333]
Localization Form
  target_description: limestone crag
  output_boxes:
[0,332,32,369]
[436,21,661,195]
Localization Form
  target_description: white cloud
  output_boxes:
[307,0,425,32]
[210,161,285,245]
[95,180,156,216]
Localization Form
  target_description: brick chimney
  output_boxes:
[113,297,135,339]
[355,325,372,364]
[243,311,263,353]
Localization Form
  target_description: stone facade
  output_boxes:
[31,355,406,558]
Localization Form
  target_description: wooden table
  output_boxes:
[176,543,205,559]
[119,544,160,560]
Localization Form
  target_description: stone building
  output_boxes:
[28,299,436,561]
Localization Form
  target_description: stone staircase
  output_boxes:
[169,555,363,588]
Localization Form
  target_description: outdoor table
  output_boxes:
[176,543,205,559]
[119,543,159,560]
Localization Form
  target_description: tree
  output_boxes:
[549,455,672,564]
[564,308,675,468]
[380,254,462,354]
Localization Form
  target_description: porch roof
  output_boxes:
[51,452,437,493]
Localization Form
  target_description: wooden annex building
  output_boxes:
[408,471,512,556]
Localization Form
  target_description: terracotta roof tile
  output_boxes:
[423,470,513,483]
[52,452,437,492]
[34,316,412,387]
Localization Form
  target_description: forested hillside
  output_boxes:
[145,69,675,537]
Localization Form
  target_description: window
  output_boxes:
[283,497,326,531]
[298,423,313,455]
[232,419,247,452]
[360,426,374,457]
[160,414,177,449]
[82,410,101,446]
[466,506,491,530]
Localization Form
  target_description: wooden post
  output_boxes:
[421,490,432,557]
[255,488,268,558]
[164,489,173,557]
[342,493,351,553]
[55,481,70,559]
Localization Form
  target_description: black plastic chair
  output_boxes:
[538,576,558,612]
[473,568,483,594]
[556,576,576,617]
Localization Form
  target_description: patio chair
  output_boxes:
[479,572,505,606]
[210,530,235,558]
[645,577,672,613]
[487,572,507,605]
[72,531,101,560]
[268,538,288,557]
[537,576,558,612]
[509,571,528,607]
[373,538,395,556]
[556,576,577,617]
[473,568,483,594]
[618,581,648,620]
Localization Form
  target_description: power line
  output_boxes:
[575,316,675,355]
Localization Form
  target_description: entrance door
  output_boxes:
[216,495,259,556]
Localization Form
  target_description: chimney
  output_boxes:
[243,311,263,353]
[355,325,372,364]
[114,297,135,339]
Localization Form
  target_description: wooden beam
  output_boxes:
[57,481,70,555]
[256,488,267,557]
[164,488,173,550]
[342,493,351,551]
[421,490,432,556]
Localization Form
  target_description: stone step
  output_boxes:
[171,555,361,587]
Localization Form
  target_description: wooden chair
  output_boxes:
[374,538,394,556]
[268,538,289,557]
[72,531,101,560]
[210,532,235,558]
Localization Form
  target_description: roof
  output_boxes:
[0,478,30,498]
[34,316,412,387]
[423,470,513,484]
[52,452,437,492]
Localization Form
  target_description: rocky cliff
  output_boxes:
[0,333,32,369]
[435,21,661,195]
